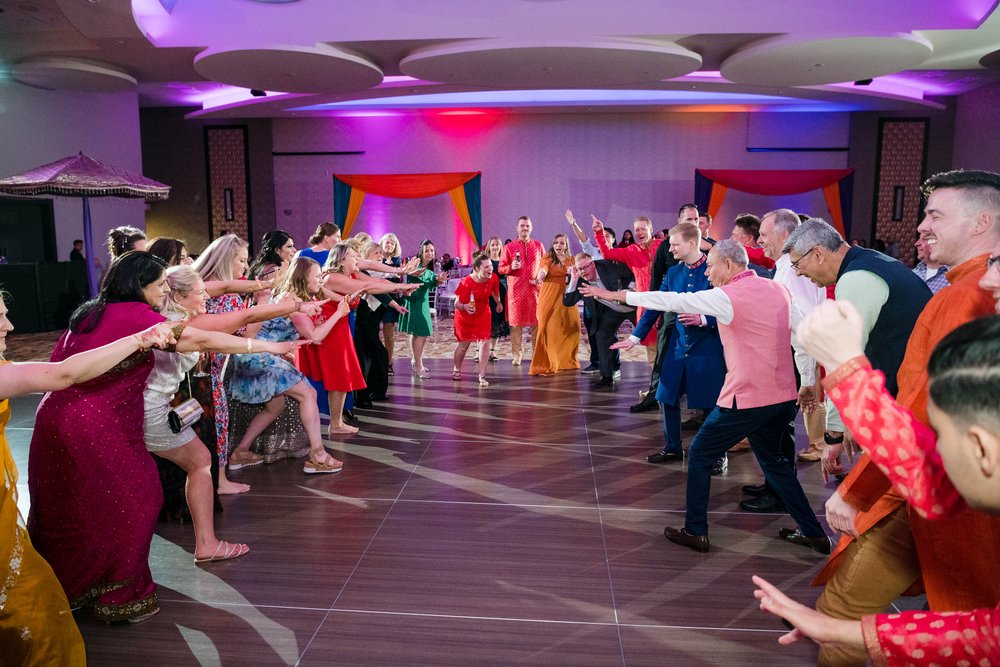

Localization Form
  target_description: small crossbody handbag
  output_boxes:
[168,373,205,434]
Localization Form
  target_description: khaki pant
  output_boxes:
[510,325,537,356]
[815,507,920,666]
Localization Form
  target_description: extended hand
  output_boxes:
[579,284,616,301]
[824,490,859,537]
[299,299,327,317]
[752,575,865,650]
[677,312,702,327]
[798,301,865,370]
[136,322,177,350]
[565,209,576,225]
[392,301,409,315]
[609,339,635,351]
[591,214,604,234]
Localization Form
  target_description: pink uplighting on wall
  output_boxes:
[453,210,477,265]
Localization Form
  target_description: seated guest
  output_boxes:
[582,240,828,554]
[563,252,635,389]
[440,253,456,272]
[753,301,1000,666]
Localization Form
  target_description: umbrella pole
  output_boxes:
[82,197,98,297]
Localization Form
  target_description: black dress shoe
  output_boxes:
[739,494,787,513]
[646,450,684,464]
[711,455,728,476]
[592,376,614,389]
[629,396,659,413]
[581,363,601,374]
[778,528,831,555]
[681,417,704,430]
[742,482,768,497]
[664,526,710,553]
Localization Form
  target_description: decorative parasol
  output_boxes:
[0,152,170,295]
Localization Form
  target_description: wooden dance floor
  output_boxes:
[12,359,839,664]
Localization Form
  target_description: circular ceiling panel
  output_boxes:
[194,44,383,94]
[721,34,933,87]
[400,39,702,88]
[11,58,137,92]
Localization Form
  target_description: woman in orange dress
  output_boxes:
[529,234,581,376]
[452,254,501,386]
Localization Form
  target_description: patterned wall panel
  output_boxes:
[873,119,927,266]
[206,126,250,241]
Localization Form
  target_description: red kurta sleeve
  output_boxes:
[825,362,964,519]
[863,605,1000,666]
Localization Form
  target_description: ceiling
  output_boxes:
[3,0,1000,119]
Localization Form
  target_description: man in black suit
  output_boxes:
[564,253,635,388]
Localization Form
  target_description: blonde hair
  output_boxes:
[324,242,352,274]
[379,233,401,259]
[163,265,202,317]
[669,222,702,245]
[275,256,320,301]
[352,232,373,246]
[192,234,247,282]
[360,240,383,261]
[485,236,503,260]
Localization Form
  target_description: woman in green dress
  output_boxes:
[398,239,446,378]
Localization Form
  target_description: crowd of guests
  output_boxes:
[3,169,1000,665]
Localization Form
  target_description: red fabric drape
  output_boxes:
[335,172,478,199]
[697,169,853,196]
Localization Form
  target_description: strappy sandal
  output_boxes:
[452,369,462,380]
[303,457,344,474]
[228,451,263,470]
[478,375,490,387]
[194,540,249,564]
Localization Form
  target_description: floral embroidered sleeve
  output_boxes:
[862,607,1000,666]
[824,360,964,520]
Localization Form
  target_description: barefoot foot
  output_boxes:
[218,480,251,495]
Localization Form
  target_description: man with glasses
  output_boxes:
[799,171,1000,666]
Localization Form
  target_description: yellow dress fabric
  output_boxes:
[529,257,581,376]
[0,370,86,665]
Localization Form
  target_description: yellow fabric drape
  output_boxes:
[707,184,729,218]
[448,186,478,247]
[821,183,847,237]
[341,188,367,238]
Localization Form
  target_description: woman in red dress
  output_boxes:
[298,242,415,437]
[453,254,501,386]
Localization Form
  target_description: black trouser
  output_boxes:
[762,348,799,497]
[592,308,635,379]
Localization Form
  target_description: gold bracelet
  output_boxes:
[246,337,253,353]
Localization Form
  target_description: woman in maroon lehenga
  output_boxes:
[26,251,266,623]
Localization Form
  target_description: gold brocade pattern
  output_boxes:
[92,591,158,624]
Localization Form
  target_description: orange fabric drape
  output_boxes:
[821,183,847,237]
[448,186,478,246]
[341,188,367,237]
[707,184,729,219]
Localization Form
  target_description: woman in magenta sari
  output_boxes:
[26,251,286,623]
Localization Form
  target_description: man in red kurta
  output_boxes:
[498,215,545,365]
[593,214,662,357]
[813,169,1000,666]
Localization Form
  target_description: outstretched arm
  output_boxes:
[0,323,175,399]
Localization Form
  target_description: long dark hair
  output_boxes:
[248,230,292,279]
[70,251,167,333]
[146,237,187,266]
[417,239,436,270]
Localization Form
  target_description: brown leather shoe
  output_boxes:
[664,526,710,553]
[797,444,824,462]
[778,528,831,555]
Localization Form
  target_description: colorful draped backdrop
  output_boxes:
[333,172,483,245]
[694,169,854,238]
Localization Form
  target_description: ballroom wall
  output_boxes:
[270,111,849,260]
[953,79,1000,174]
[0,83,145,264]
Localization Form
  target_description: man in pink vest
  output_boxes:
[582,240,828,554]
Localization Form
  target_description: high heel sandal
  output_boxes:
[478,375,490,387]
[452,369,462,380]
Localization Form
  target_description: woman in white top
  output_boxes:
[144,265,322,563]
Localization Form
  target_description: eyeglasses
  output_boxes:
[988,255,1000,272]
[790,247,818,271]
